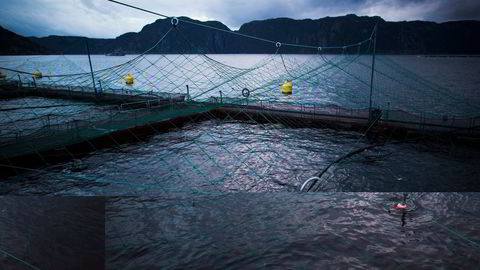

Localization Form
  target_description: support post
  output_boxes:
[368,24,377,122]
[186,85,189,101]
[98,80,103,95]
[219,90,223,103]
[32,76,37,89]
[85,39,97,96]
[17,74,21,87]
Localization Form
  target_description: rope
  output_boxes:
[106,0,373,50]
[0,246,41,270]
[305,112,390,192]
[433,220,480,249]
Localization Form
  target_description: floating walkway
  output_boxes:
[215,102,480,138]
[0,82,186,105]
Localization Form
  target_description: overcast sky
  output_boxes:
[1,0,479,38]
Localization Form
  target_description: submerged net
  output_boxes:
[1,18,479,195]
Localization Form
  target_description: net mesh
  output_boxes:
[0,23,479,194]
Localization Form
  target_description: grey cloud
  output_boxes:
[425,0,480,21]
[206,0,370,29]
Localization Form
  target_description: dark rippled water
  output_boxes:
[106,193,480,269]
[2,119,480,195]
[0,197,105,269]
[1,55,480,269]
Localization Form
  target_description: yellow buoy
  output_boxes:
[281,80,292,95]
[32,71,43,79]
[124,73,135,85]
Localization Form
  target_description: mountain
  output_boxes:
[2,14,480,55]
[28,35,111,55]
[0,26,52,55]
[25,17,232,55]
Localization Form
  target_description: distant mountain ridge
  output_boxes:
[1,14,480,55]
[0,26,52,55]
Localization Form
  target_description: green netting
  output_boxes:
[0,22,479,195]
[0,102,218,160]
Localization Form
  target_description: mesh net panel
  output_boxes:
[0,24,479,195]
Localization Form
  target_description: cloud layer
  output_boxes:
[1,0,479,38]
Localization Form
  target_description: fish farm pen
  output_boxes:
[1,17,480,194]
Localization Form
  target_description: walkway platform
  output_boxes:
[0,83,186,106]
[214,102,480,139]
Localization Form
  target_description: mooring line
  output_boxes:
[433,220,480,249]
[0,246,41,270]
